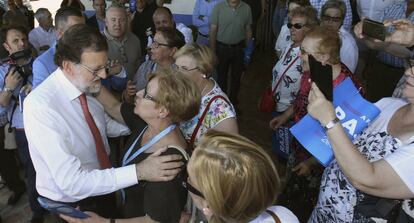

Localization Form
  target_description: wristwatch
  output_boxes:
[323,117,340,131]
[3,87,14,94]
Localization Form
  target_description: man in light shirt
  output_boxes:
[29,8,57,55]
[24,24,182,220]
[103,4,141,81]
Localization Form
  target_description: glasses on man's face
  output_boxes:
[77,63,109,78]
[321,15,342,23]
[175,64,199,72]
[182,178,204,199]
[143,87,157,102]
[152,40,171,49]
[287,22,307,30]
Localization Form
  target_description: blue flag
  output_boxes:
[290,78,381,166]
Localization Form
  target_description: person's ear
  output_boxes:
[62,60,75,76]
[157,106,169,119]
[3,42,11,54]
[169,47,178,57]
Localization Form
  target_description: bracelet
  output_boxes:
[323,117,340,131]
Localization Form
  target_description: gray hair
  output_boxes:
[105,2,127,15]
[34,8,50,22]
[321,0,347,19]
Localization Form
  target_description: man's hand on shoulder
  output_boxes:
[136,146,184,182]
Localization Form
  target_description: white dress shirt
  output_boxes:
[28,26,57,55]
[24,68,136,202]
[339,27,359,73]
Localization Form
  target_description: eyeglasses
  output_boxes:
[287,22,307,29]
[151,40,171,49]
[321,15,343,23]
[76,63,109,78]
[143,87,157,102]
[175,64,199,72]
[182,178,204,199]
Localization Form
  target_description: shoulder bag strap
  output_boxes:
[265,210,281,223]
[189,95,230,148]
[271,50,300,95]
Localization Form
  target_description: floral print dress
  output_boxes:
[179,80,236,146]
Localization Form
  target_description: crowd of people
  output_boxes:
[0,0,413,222]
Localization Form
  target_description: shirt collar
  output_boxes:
[55,67,83,101]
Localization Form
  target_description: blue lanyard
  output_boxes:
[122,124,176,166]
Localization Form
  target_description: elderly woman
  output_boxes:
[274,0,311,57]
[307,65,414,222]
[320,0,358,73]
[269,6,318,163]
[62,131,299,223]
[174,43,238,148]
[63,70,200,222]
[123,27,185,102]
[274,26,362,221]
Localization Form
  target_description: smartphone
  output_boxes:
[37,197,90,219]
[362,19,386,41]
[308,54,333,101]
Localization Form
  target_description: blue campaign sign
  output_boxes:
[290,78,381,166]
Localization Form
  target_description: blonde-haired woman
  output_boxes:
[61,131,299,223]
[174,43,238,148]
[186,130,298,223]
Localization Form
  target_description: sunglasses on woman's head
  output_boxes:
[287,22,307,29]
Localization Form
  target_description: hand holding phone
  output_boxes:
[308,55,333,101]
[362,19,387,41]
[37,197,90,219]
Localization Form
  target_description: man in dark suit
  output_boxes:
[86,0,106,32]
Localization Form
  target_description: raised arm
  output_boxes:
[95,86,124,124]
[307,83,414,199]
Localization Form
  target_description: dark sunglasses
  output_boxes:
[182,179,205,199]
[321,15,342,23]
[287,22,307,29]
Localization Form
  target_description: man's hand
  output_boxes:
[136,146,184,182]
[5,67,22,90]
[107,60,122,76]
[122,80,137,103]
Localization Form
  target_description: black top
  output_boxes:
[120,103,187,223]
[131,3,157,55]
